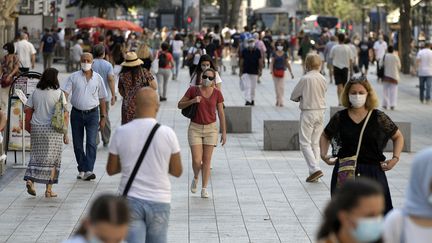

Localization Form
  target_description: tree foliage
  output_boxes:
[310,0,397,22]
[69,0,158,13]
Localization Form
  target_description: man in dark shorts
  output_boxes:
[358,37,372,75]
[329,34,353,102]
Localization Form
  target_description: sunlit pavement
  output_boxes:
[0,59,429,242]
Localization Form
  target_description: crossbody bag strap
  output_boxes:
[122,123,161,196]
[355,110,373,160]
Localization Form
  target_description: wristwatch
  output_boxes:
[100,115,106,118]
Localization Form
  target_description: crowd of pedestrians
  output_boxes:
[1,23,432,243]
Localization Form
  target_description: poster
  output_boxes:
[14,76,27,95]
[8,98,31,151]
[26,78,39,95]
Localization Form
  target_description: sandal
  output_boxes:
[45,191,58,198]
[45,184,57,198]
[26,181,36,196]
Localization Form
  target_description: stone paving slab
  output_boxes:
[0,60,429,243]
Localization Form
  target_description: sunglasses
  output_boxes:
[349,75,368,83]
[202,75,215,81]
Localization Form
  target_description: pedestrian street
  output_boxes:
[0,61,430,243]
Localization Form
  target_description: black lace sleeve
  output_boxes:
[324,111,342,139]
[376,110,398,139]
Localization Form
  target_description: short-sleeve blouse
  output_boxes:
[324,109,398,165]
[185,86,224,125]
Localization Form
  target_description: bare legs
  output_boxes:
[191,144,215,190]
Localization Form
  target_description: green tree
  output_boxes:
[69,0,157,17]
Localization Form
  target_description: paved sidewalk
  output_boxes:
[0,60,430,243]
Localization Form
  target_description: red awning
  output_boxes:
[102,20,143,32]
[74,17,108,28]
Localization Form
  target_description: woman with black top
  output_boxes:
[319,76,404,214]
[136,42,153,71]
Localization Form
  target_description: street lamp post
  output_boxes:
[419,1,428,37]
[377,3,386,34]
[361,6,369,40]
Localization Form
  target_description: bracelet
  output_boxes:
[392,155,400,162]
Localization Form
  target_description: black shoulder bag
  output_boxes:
[122,123,161,197]
[181,87,198,119]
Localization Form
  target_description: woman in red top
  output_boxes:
[178,68,226,198]
[156,42,174,101]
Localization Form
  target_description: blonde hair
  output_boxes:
[340,78,379,110]
[305,53,322,72]
[136,43,151,59]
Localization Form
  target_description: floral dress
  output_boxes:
[118,67,154,124]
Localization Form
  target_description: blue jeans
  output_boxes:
[127,197,171,243]
[71,107,99,172]
[172,52,181,77]
[419,76,432,102]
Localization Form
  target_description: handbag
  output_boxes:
[336,110,372,187]
[123,123,160,196]
[377,54,386,78]
[181,87,198,119]
[51,92,67,134]
[273,69,285,78]
[24,107,33,133]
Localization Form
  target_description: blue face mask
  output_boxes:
[351,216,383,243]
[88,235,103,243]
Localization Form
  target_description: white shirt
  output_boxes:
[109,118,180,203]
[27,88,67,125]
[170,40,183,54]
[330,44,353,69]
[416,48,432,76]
[383,209,432,243]
[62,70,108,110]
[188,47,204,65]
[14,40,36,68]
[70,44,83,62]
[290,70,327,110]
[190,71,222,86]
[373,40,388,60]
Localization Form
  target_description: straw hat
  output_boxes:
[121,52,143,67]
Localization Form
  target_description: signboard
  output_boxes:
[8,98,31,151]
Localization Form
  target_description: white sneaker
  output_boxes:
[201,188,209,198]
[190,178,198,193]
[82,171,96,181]
[76,172,84,179]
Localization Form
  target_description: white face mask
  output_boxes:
[81,63,92,71]
[244,43,249,48]
[349,94,367,108]
[202,78,213,87]
[2,49,8,55]
[201,64,210,71]
[276,46,284,51]
[196,43,201,48]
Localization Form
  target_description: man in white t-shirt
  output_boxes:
[416,42,432,104]
[373,35,388,81]
[107,87,182,243]
[15,33,36,70]
[330,33,353,101]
